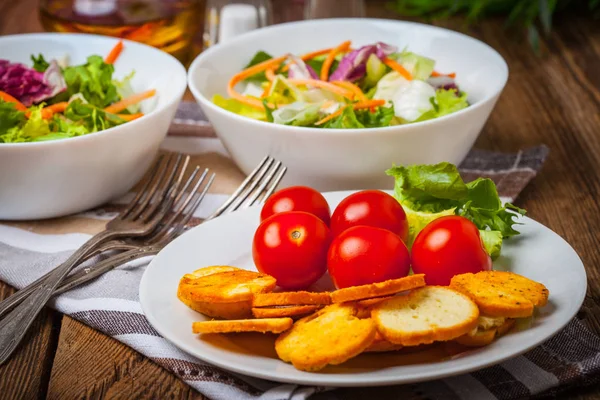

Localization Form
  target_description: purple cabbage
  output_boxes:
[0,59,66,106]
[329,42,397,82]
[427,76,459,92]
[286,55,319,80]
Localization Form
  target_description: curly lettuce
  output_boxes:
[386,162,526,258]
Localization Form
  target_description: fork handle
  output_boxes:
[0,230,115,365]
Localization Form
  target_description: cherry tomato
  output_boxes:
[330,190,409,242]
[253,211,332,290]
[411,215,492,286]
[327,225,411,289]
[260,186,331,225]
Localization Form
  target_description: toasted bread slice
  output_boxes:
[252,291,331,307]
[455,318,516,347]
[177,294,252,320]
[252,305,322,319]
[275,303,376,371]
[331,274,426,303]
[355,297,395,319]
[373,286,479,346]
[178,266,276,319]
[364,332,404,353]
[192,318,293,334]
[450,271,549,318]
[179,268,276,303]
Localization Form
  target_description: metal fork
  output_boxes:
[0,156,286,320]
[53,156,286,296]
[0,153,196,364]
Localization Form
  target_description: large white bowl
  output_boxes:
[188,19,508,191]
[0,34,187,220]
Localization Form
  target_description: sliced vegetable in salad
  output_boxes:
[212,41,468,128]
[0,41,156,143]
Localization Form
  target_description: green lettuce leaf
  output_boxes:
[364,54,388,89]
[272,102,321,126]
[263,76,302,106]
[64,99,126,132]
[322,106,365,129]
[113,71,139,113]
[62,55,119,108]
[479,230,503,260]
[386,162,526,257]
[389,51,435,80]
[0,100,26,135]
[243,51,273,82]
[305,55,340,78]
[212,94,266,121]
[355,105,395,128]
[404,207,456,248]
[31,54,50,72]
[417,89,469,121]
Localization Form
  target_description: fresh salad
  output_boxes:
[0,41,156,143]
[213,41,467,128]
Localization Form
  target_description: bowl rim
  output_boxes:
[188,18,509,136]
[0,32,188,148]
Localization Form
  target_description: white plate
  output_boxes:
[139,191,587,387]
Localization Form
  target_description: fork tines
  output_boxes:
[208,156,287,220]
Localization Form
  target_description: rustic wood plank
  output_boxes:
[47,316,206,400]
[0,283,61,400]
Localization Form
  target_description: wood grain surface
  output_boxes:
[1,0,600,399]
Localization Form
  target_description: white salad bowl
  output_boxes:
[0,33,187,220]
[188,18,508,191]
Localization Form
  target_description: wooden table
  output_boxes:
[1,1,599,399]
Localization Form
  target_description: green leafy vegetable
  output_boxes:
[63,99,126,132]
[62,55,119,108]
[263,76,302,106]
[113,71,139,113]
[386,162,526,255]
[479,230,503,260]
[212,94,266,121]
[322,106,365,129]
[272,102,321,126]
[243,51,273,82]
[364,54,388,89]
[31,54,50,72]
[355,105,395,128]
[391,51,436,80]
[417,89,469,121]
[306,55,340,78]
[0,100,26,135]
[263,100,275,123]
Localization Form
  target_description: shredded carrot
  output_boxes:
[431,71,456,78]
[315,99,386,126]
[332,81,368,102]
[104,89,156,114]
[287,79,354,99]
[35,102,69,119]
[0,91,27,112]
[261,81,273,98]
[321,41,351,81]
[382,58,413,81]
[315,105,347,126]
[116,112,144,121]
[265,67,277,81]
[228,55,288,110]
[105,40,124,64]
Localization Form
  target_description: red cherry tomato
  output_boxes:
[253,211,332,290]
[327,225,411,289]
[260,186,331,225]
[330,190,409,242]
[411,215,492,286]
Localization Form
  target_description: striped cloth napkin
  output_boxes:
[0,104,598,400]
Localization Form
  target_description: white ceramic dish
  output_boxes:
[188,19,509,191]
[140,190,587,387]
[0,33,187,220]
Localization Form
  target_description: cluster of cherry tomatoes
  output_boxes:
[252,186,491,291]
